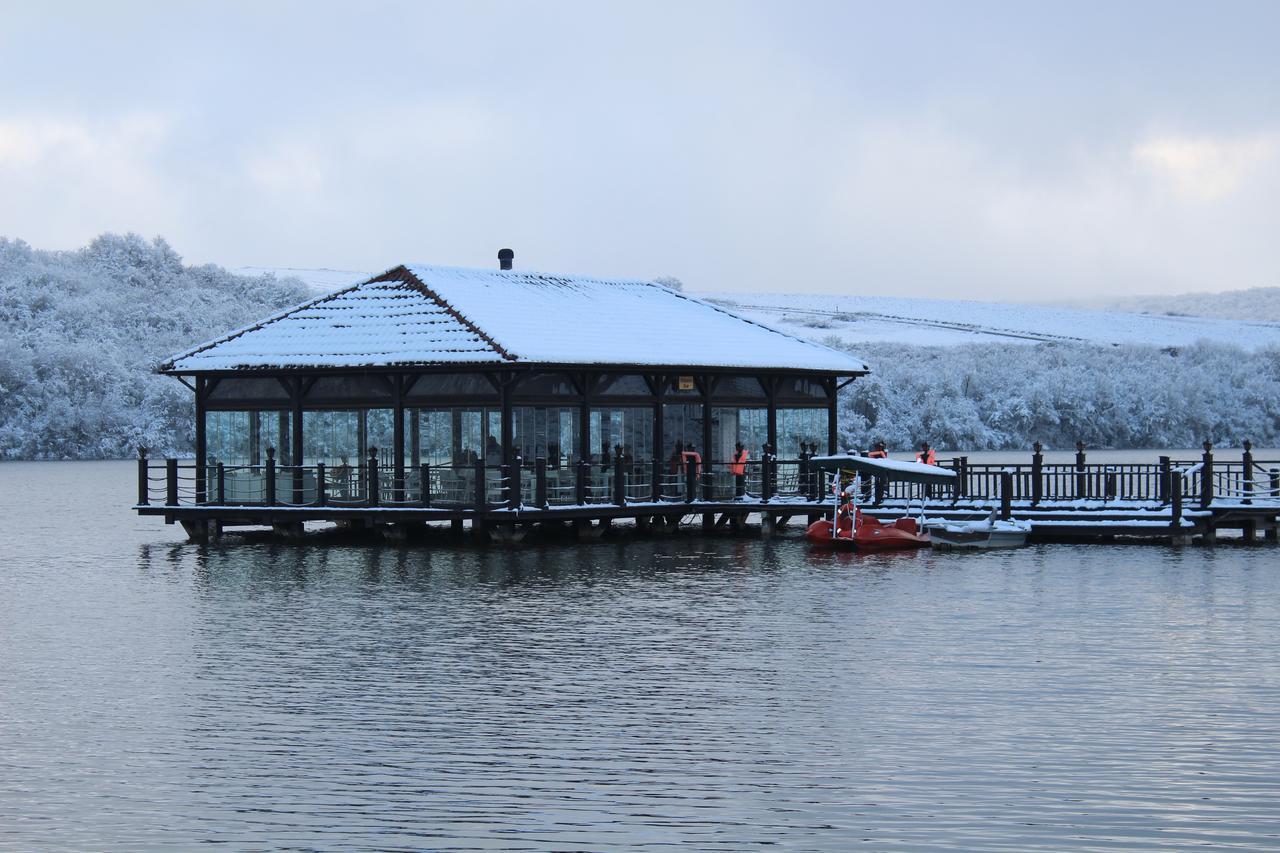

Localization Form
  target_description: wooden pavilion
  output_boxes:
[142,253,869,538]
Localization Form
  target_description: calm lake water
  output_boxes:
[3,460,1279,850]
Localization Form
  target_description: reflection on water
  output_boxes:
[3,461,1280,850]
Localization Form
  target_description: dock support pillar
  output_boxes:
[1243,520,1257,544]
[999,470,1013,521]
[272,521,305,541]
[761,513,776,539]
[179,519,210,542]
[1201,524,1217,546]
[1265,520,1278,542]
[702,512,714,532]
[450,518,465,537]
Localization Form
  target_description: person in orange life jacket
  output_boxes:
[916,441,937,498]
[729,441,749,497]
[859,442,887,499]
[680,443,702,481]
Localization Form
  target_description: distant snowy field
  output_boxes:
[703,293,1280,350]
[244,268,1279,350]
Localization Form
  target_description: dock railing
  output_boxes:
[136,443,1280,513]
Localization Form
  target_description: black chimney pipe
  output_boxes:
[498,248,514,270]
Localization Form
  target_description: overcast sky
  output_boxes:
[2,1,1277,300]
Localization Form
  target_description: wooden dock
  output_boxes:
[135,441,1280,546]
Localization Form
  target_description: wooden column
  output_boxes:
[290,379,304,504]
[1000,469,1012,521]
[500,372,515,466]
[827,394,838,455]
[291,377,304,469]
[579,372,593,472]
[194,377,207,504]
[765,376,778,456]
[1159,455,1171,503]
[701,375,712,465]
[652,378,664,502]
[393,374,406,502]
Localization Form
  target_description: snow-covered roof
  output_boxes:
[163,264,869,374]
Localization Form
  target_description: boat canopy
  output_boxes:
[810,454,957,486]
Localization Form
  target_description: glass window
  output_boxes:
[406,373,497,399]
[512,372,577,398]
[590,407,653,467]
[711,376,766,399]
[777,408,828,458]
[302,409,395,468]
[307,374,394,402]
[206,410,293,466]
[711,407,767,464]
[597,374,652,397]
[775,376,829,400]
[662,402,704,470]
[512,406,581,467]
[206,377,291,403]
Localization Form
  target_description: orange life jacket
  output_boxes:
[916,448,936,465]
[728,448,748,476]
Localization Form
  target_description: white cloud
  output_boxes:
[1133,133,1280,202]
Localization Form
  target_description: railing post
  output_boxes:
[216,463,226,505]
[576,460,588,505]
[507,453,523,509]
[1000,469,1012,521]
[166,458,178,506]
[611,446,625,506]
[799,448,810,500]
[1159,455,1171,503]
[474,458,487,512]
[1075,442,1087,499]
[1171,471,1183,526]
[293,455,303,506]
[1242,440,1254,505]
[368,447,380,507]
[1031,441,1043,506]
[685,455,697,503]
[316,462,327,506]
[265,447,276,505]
[950,457,962,503]
[763,454,775,502]
[137,446,150,505]
[651,458,662,502]
[1105,468,1117,502]
[960,456,969,499]
[535,457,547,509]
[420,463,431,507]
[807,448,820,501]
[1201,440,1214,509]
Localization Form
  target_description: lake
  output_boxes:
[2,460,1279,850]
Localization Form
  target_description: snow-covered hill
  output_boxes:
[702,293,1280,350]
[233,267,368,294]
[251,266,1278,350]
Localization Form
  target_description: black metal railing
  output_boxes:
[135,444,1280,512]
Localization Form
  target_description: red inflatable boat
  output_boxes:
[805,510,932,552]
[804,452,956,552]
